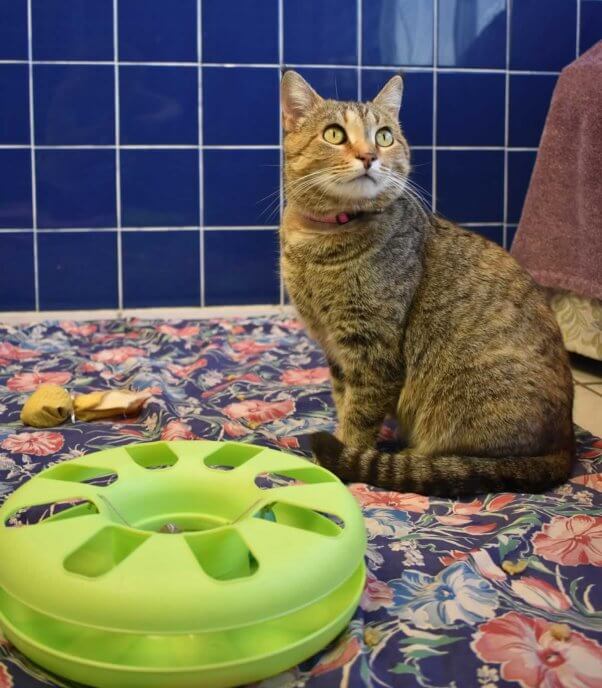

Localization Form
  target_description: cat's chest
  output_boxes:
[284,256,372,328]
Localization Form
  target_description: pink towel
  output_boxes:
[511,42,602,300]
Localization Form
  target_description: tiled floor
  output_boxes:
[571,354,602,437]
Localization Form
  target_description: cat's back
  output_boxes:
[398,217,573,456]
[402,216,573,437]
[408,216,560,346]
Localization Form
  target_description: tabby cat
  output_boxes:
[279,70,574,496]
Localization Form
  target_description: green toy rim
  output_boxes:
[0,564,365,673]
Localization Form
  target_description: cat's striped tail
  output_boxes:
[310,432,573,496]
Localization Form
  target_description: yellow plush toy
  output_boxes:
[21,384,151,428]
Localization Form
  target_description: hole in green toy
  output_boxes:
[138,513,229,533]
[254,467,336,489]
[64,525,149,577]
[186,528,258,580]
[126,442,178,470]
[254,503,344,536]
[204,442,263,470]
[103,480,246,533]
[4,499,98,528]
[42,463,118,487]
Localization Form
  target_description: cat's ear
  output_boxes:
[281,70,322,131]
[373,75,403,118]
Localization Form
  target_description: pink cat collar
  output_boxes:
[303,211,357,225]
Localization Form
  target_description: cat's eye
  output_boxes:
[323,125,347,145]
[375,128,394,147]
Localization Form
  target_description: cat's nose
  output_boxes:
[356,151,377,169]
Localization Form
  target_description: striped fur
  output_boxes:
[310,433,572,497]
[280,71,574,495]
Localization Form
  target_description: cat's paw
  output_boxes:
[310,431,345,472]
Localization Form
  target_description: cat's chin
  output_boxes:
[332,176,385,201]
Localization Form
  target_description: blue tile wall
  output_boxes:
[202,0,278,64]
[0,233,35,311]
[121,150,199,227]
[120,66,198,145]
[294,68,359,102]
[0,150,32,229]
[203,67,280,145]
[118,0,197,63]
[122,231,200,308]
[36,149,117,229]
[284,0,357,65]
[205,230,280,306]
[437,72,505,146]
[203,149,280,226]
[0,65,30,144]
[0,0,596,311]
[363,0,434,66]
[438,0,506,68]
[580,1,602,54]
[0,0,28,60]
[437,150,504,223]
[507,151,537,224]
[34,65,115,145]
[509,74,557,147]
[38,231,118,310]
[32,0,114,61]
[510,0,577,70]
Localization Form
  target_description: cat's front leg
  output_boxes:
[328,327,404,450]
[337,376,399,450]
[326,357,346,420]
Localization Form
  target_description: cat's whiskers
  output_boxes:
[379,172,427,216]
[285,168,347,207]
[381,166,430,211]
[259,166,345,220]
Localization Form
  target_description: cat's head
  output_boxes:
[281,70,411,215]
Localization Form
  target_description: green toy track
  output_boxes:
[0,441,366,688]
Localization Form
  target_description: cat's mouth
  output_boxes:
[357,171,378,183]
[331,171,384,200]
[345,170,379,185]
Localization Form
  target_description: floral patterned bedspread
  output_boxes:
[0,317,601,688]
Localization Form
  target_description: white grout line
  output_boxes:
[0,144,540,152]
[0,144,282,150]
[503,0,511,249]
[203,144,281,150]
[119,62,198,69]
[26,0,39,311]
[576,0,581,57]
[198,0,205,307]
[0,58,562,76]
[119,144,201,149]
[113,0,123,312]
[205,226,279,231]
[431,0,438,213]
[434,146,536,151]
[0,225,296,233]
[201,62,278,68]
[0,143,538,152]
[462,222,504,227]
[357,0,362,100]
[278,0,285,307]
